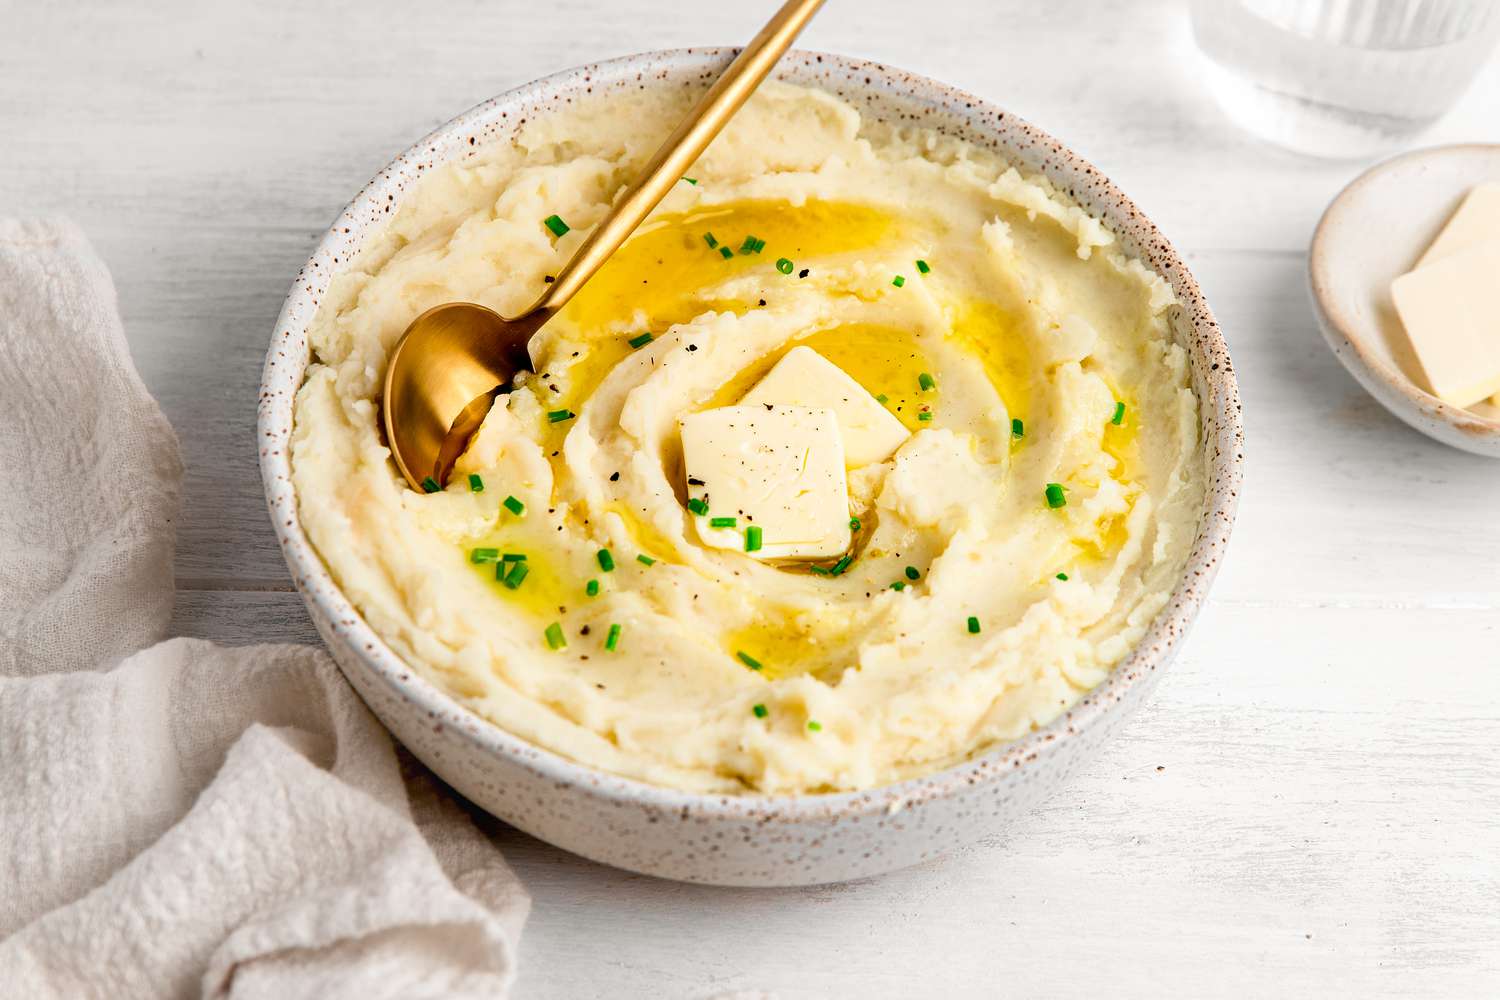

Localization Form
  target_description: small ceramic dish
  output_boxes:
[259,48,1244,886]
[1309,144,1500,457]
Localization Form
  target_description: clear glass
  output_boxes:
[1190,0,1500,158]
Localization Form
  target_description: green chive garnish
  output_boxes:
[503,495,525,516]
[918,411,933,422]
[752,703,769,719]
[1056,572,1069,581]
[967,616,981,634]
[737,650,762,670]
[775,257,794,275]
[544,622,566,650]
[809,565,832,576]
[890,580,906,591]
[904,566,920,581]
[586,578,600,597]
[739,235,759,254]
[628,332,653,349]
[703,232,718,249]
[1012,418,1024,438]
[892,275,906,287]
[709,516,736,528]
[1111,401,1126,426]
[543,214,569,237]
[918,372,936,391]
[719,245,734,260]
[605,623,622,652]
[547,409,575,423]
[1045,483,1067,509]
[683,177,698,185]
[597,549,615,572]
[470,548,499,563]
[807,720,822,732]
[687,497,709,516]
[745,525,763,552]
[501,552,526,562]
[501,561,530,590]
[848,517,860,531]
[876,394,889,404]
[636,554,656,566]
[468,474,484,492]
[421,477,441,494]
[830,553,854,575]
[916,259,931,274]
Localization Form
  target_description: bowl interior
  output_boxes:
[259,48,1244,817]
[1309,144,1500,447]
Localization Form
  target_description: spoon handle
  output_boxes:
[525,0,825,317]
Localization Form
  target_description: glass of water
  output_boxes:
[1190,0,1500,158]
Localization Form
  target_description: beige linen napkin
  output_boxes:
[0,219,528,998]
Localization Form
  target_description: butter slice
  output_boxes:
[1390,242,1500,407]
[680,405,850,560]
[1417,182,1500,268]
[740,346,910,467]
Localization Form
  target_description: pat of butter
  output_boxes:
[740,346,910,467]
[679,405,851,560]
[1390,242,1500,407]
[1417,182,1500,268]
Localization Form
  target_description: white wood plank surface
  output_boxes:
[7,1,1499,996]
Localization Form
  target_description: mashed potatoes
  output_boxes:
[291,82,1204,794]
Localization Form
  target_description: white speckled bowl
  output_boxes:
[258,49,1243,887]
[1309,144,1500,457]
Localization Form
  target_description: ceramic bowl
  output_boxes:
[1309,144,1500,457]
[258,48,1243,887]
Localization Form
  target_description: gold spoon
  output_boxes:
[383,0,825,491]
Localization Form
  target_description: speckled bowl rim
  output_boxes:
[1308,143,1500,446]
[260,48,1243,823]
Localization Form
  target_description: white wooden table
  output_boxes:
[7,1,1498,995]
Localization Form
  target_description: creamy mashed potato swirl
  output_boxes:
[292,83,1205,794]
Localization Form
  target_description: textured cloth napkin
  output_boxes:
[0,219,529,998]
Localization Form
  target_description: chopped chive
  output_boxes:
[737,650,763,670]
[501,552,527,562]
[967,616,981,634]
[905,566,920,581]
[750,237,766,253]
[503,495,525,516]
[421,476,441,494]
[775,257,794,275]
[1045,483,1067,509]
[547,409,575,423]
[709,516,737,528]
[636,554,656,566]
[1111,401,1126,426]
[687,497,709,515]
[739,235,760,254]
[468,473,484,492]
[597,548,615,572]
[683,176,698,185]
[544,621,567,650]
[918,411,934,422]
[543,214,569,237]
[916,259,931,274]
[892,275,906,287]
[703,232,718,249]
[890,580,906,591]
[586,578,600,597]
[876,393,889,404]
[501,560,530,590]
[752,703,769,719]
[1012,418,1025,438]
[807,720,822,732]
[830,553,853,576]
[628,332,653,349]
[809,564,832,576]
[605,623,622,652]
[1056,572,1069,581]
[719,245,734,260]
[918,372,936,392]
[470,547,500,563]
[848,517,861,531]
[745,525,763,552]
